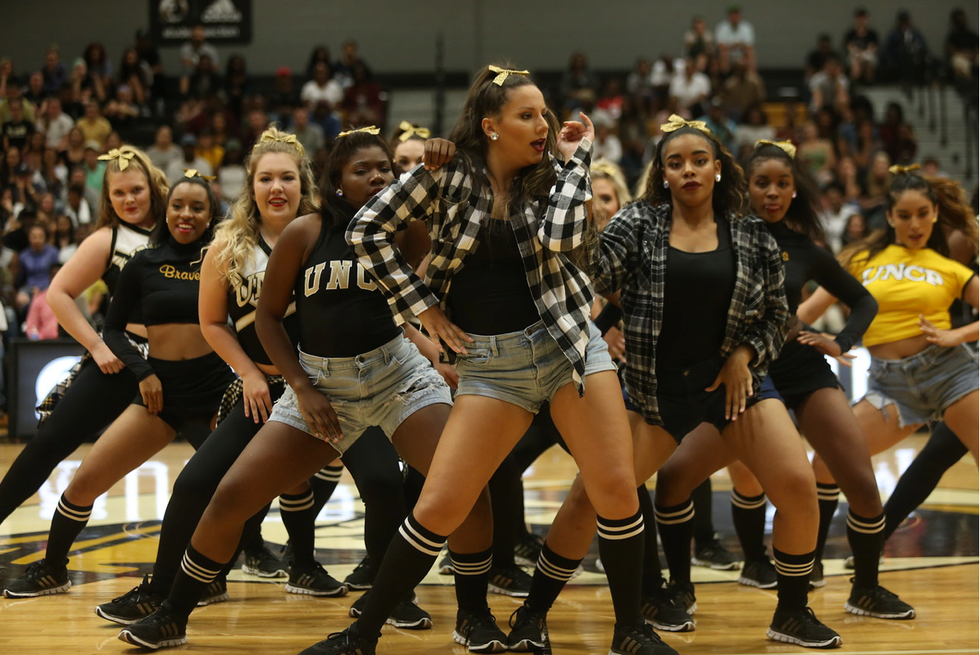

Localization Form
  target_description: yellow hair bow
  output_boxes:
[756,140,797,159]
[592,160,624,179]
[660,114,710,135]
[338,125,382,138]
[398,121,431,142]
[183,168,216,182]
[488,65,530,86]
[888,163,921,175]
[257,132,299,147]
[98,148,135,171]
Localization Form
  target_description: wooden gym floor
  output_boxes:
[0,434,977,654]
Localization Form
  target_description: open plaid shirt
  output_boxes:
[593,201,790,425]
[349,141,596,393]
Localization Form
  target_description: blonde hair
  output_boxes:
[96,145,169,229]
[210,126,319,283]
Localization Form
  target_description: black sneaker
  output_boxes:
[118,606,188,650]
[242,544,288,578]
[95,575,164,624]
[513,531,544,568]
[809,561,826,589]
[343,556,374,591]
[666,579,696,614]
[298,627,377,655]
[641,583,696,632]
[3,559,71,597]
[488,563,532,597]
[845,583,915,619]
[437,553,454,575]
[692,536,740,570]
[610,619,679,655]
[287,562,348,597]
[348,593,432,629]
[507,605,547,651]
[767,606,842,649]
[453,608,508,652]
[739,558,778,589]
[197,576,229,606]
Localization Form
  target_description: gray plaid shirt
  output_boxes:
[349,141,597,393]
[593,201,790,425]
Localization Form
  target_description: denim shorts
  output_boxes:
[863,343,979,427]
[454,320,616,413]
[269,333,452,454]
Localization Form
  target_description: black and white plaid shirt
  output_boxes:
[349,141,597,393]
[593,201,790,425]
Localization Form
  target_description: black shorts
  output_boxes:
[768,341,841,411]
[133,351,236,432]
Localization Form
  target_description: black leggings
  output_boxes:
[0,358,137,525]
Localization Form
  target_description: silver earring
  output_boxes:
[336,189,343,196]
[663,180,669,189]
[792,191,797,198]
[715,174,721,182]
[490,132,499,141]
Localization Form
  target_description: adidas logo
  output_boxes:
[201,0,242,22]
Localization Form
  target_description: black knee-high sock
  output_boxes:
[279,489,318,569]
[597,509,645,627]
[773,547,814,611]
[814,483,839,564]
[166,545,227,618]
[44,494,92,567]
[489,454,523,568]
[691,478,715,547]
[655,499,695,585]
[310,464,342,515]
[526,541,584,614]
[846,510,885,589]
[731,490,768,562]
[353,514,445,640]
[450,547,492,612]
[637,485,664,594]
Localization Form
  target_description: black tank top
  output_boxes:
[446,219,540,334]
[657,217,736,369]
[228,238,301,366]
[294,218,401,357]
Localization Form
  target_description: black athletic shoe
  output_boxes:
[513,531,544,568]
[298,627,377,655]
[197,577,229,606]
[287,562,348,597]
[610,619,678,655]
[453,608,508,652]
[845,583,915,619]
[348,593,432,629]
[641,583,696,632]
[666,579,697,614]
[343,556,374,591]
[767,606,842,649]
[3,559,71,597]
[118,606,188,650]
[242,544,288,578]
[692,536,740,570]
[95,575,164,624]
[809,561,826,589]
[507,605,548,651]
[488,563,532,597]
[739,558,778,589]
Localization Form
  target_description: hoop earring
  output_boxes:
[663,180,669,189]
[490,132,499,141]
[715,174,721,182]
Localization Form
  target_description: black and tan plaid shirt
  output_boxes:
[593,201,790,425]
[349,141,597,393]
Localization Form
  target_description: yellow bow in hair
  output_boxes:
[338,125,382,138]
[98,148,135,171]
[183,168,216,181]
[488,65,530,86]
[888,163,921,175]
[398,121,431,142]
[660,114,710,135]
[756,140,797,159]
[255,131,306,156]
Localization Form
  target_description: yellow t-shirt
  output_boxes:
[848,245,976,347]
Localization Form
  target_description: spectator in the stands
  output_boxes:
[300,61,343,110]
[734,104,776,160]
[835,156,864,203]
[36,98,74,153]
[861,150,891,224]
[68,58,100,106]
[878,101,905,161]
[341,62,386,128]
[626,58,656,115]
[818,181,862,254]
[38,147,66,199]
[269,66,299,125]
[890,122,918,166]
[560,51,600,112]
[24,261,62,340]
[75,100,112,149]
[64,183,92,227]
[798,120,837,186]
[180,25,220,76]
[334,39,368,89]
[103,84,142,132]
[53,214,77,263]
[650,54,681,113]
[805,34,836,82]
[592,112,623,164]
[239,107,269,152]
[117,47,151,107]
[16,223,58,311]
[684,15,717,73]
[668,57,711,117]
[224,54,251,118]
[195,129,224,172]
[182,54,221,100]
[305,45,331,80]
[921,155,945,178]
[945,8,978,82]
[701,96,737,153]
[809,53,850,114]
[844,8,879,84]
[166,132,211,184]
[596,78,625,121]
[310,99,341,142]
[82,43,113,94]
[40,46,67,95]
[882,10,932,85]
[147,124,181,173]
[721,60,766,119]
[209,111,235,149]
[715,4,756,74]
[23,72,45,111]
[216,138,245,204]
[291,106,324,157]
[135,29,163,101]
[2,97,34,151]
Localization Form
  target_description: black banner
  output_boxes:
[149,0,252,45]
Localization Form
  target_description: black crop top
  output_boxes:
[294,218,400,357]
[766,220,877,353]
[103,236,207,381]
[228,238,301,366]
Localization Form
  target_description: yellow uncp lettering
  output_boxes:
[159,265,201,281]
